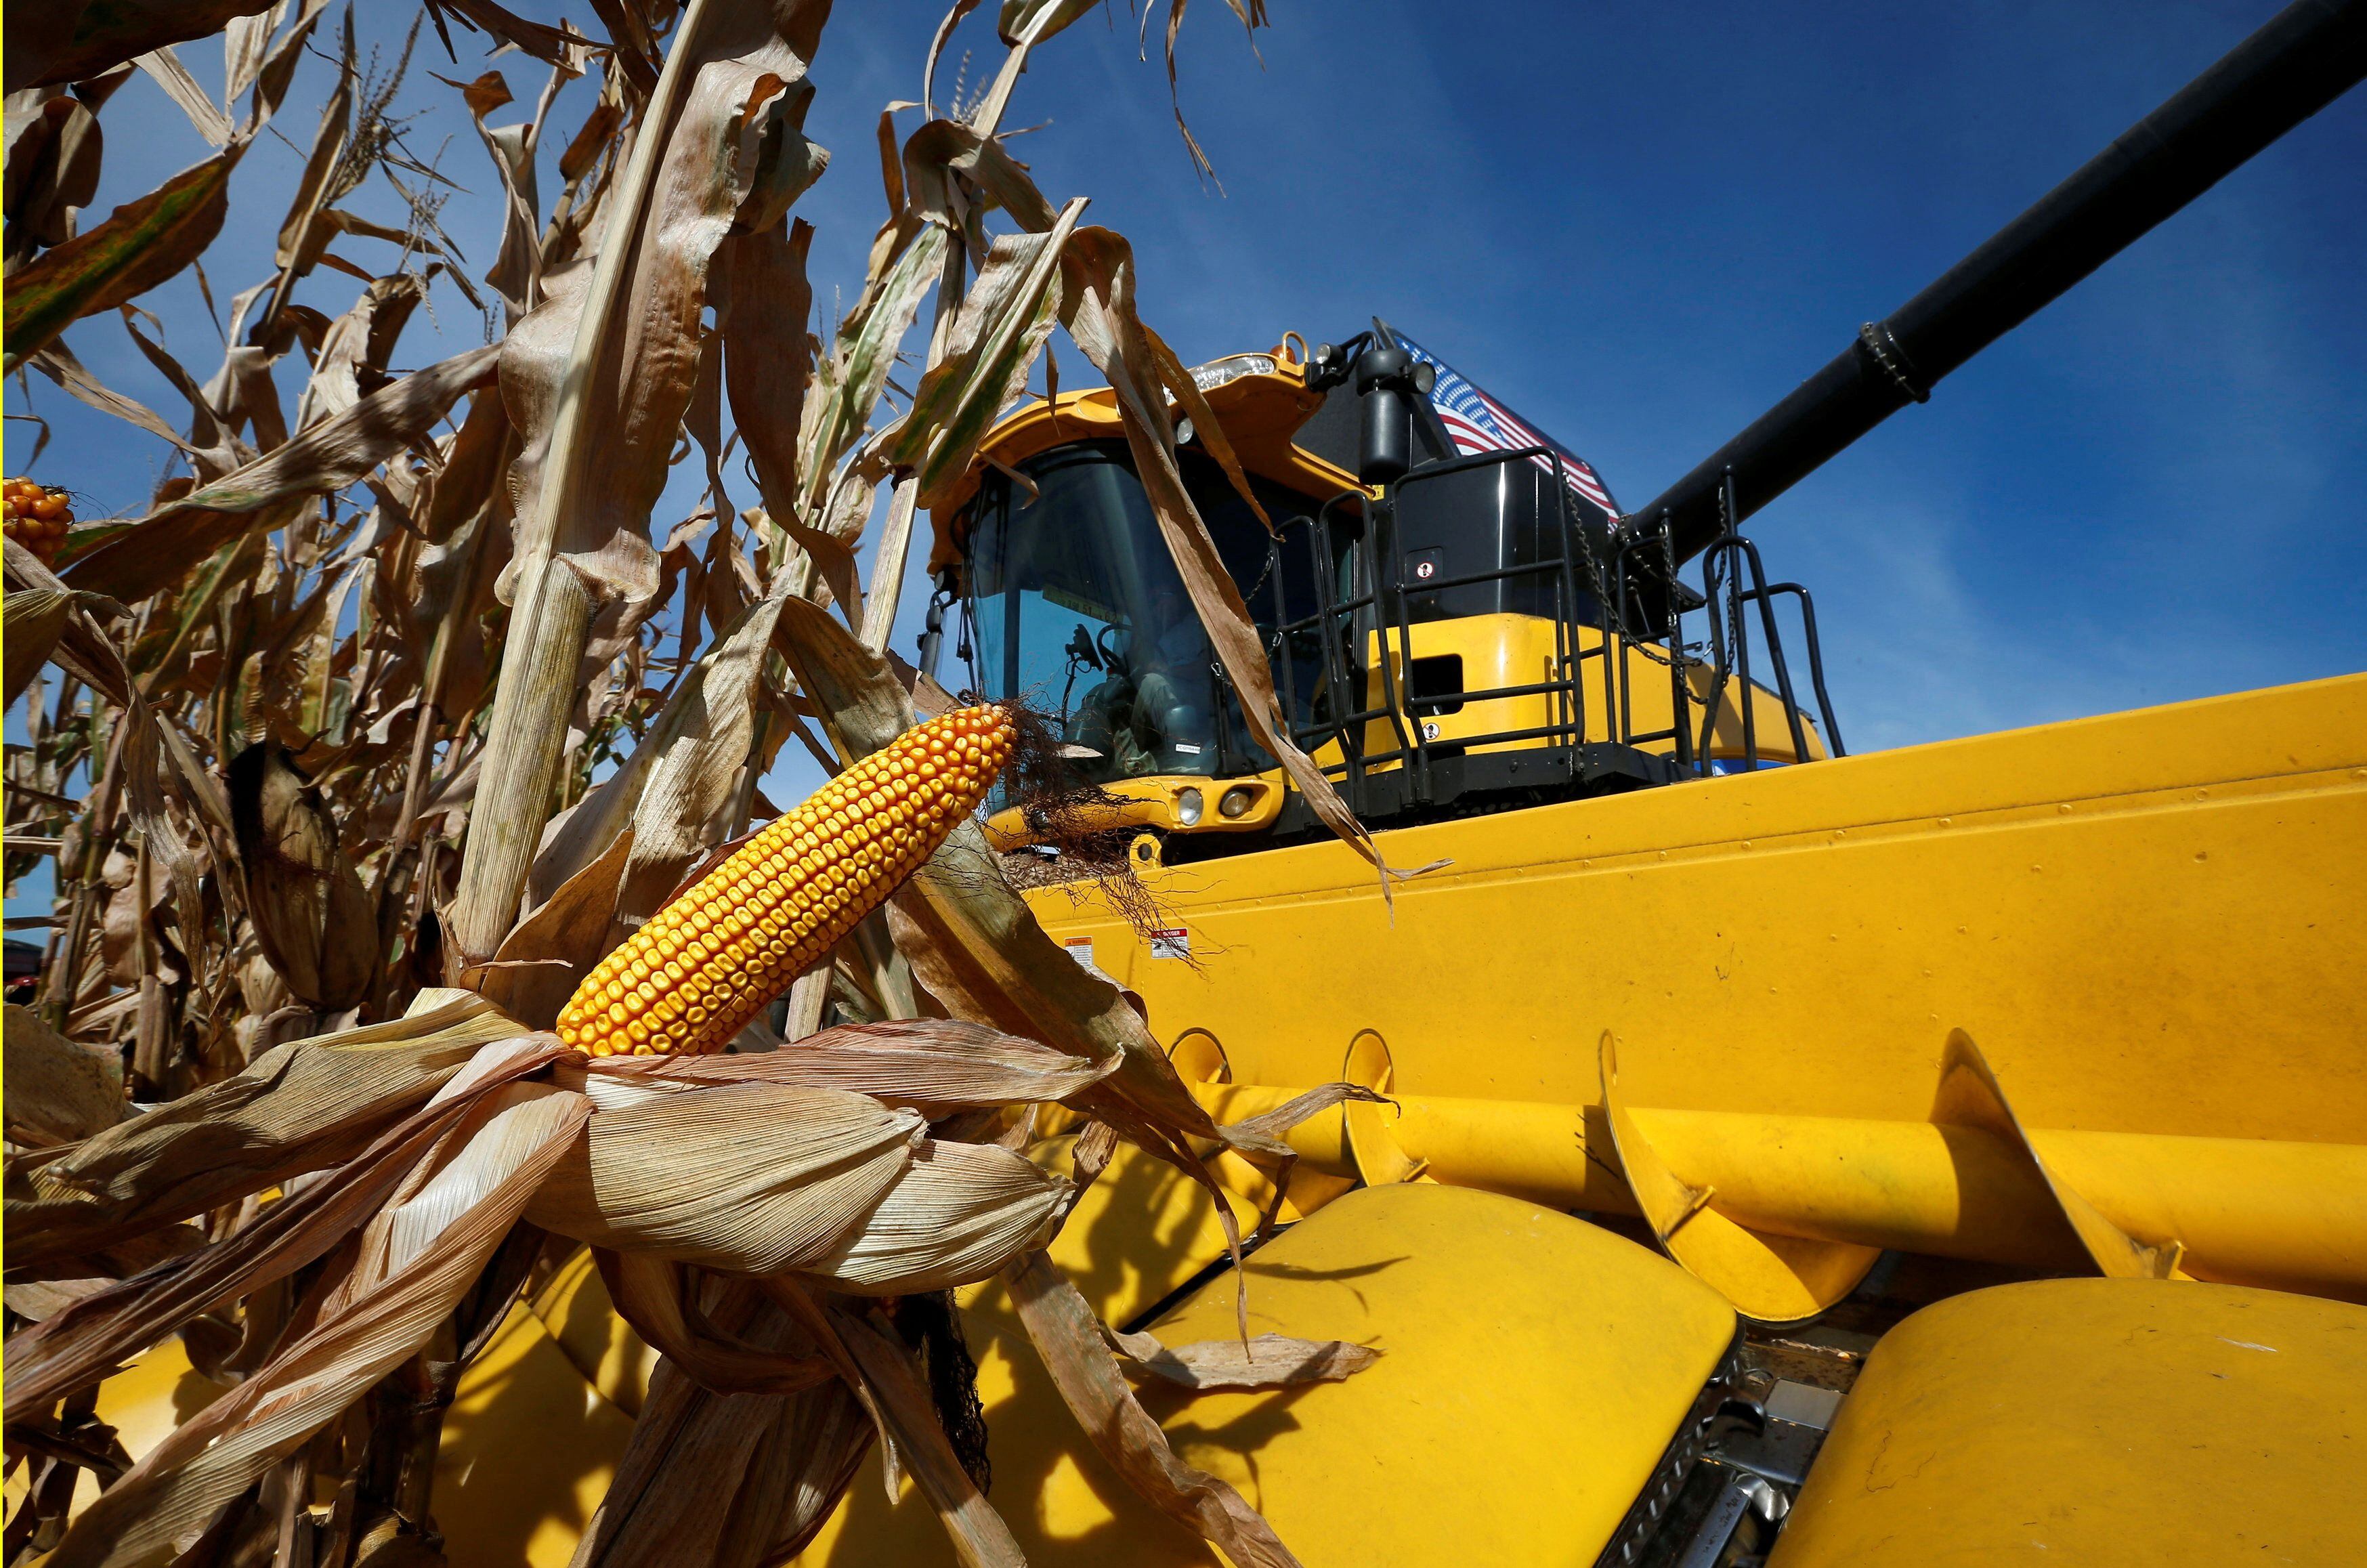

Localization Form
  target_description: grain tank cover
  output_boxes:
[1393,329,1622,524]
[1364,328,1627,622]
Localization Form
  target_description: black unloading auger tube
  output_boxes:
[1625,0,2367,565]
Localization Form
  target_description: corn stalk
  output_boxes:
[3,2,1396,1563]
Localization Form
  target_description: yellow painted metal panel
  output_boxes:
[436,1302,637,1568]
[1138,1185,1736,1568]
[811,1183,1738,1568]
[1770,1279,2367,1566]
[1037,674,2367,1145]
[1358,612,1822,767]
[799,1162,1744,1567]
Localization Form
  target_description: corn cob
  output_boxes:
[557,703,1016,1057]
[3,478,73,566]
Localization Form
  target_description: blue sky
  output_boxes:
[9,1,2364,914]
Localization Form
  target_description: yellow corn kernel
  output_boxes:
[3,477,74,566]
[555,703,1016,1057]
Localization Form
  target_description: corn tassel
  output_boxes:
[557,704,1016,1056]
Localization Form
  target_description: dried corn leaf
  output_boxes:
[5,992,522,1270]
[3,582,123,711]
[297,274,431,428]
[1057,227,1425,899]
[900,116,1059,234]
[1103,1323,1381,1391]
[895,200,1084,510]
[241,0,331,132]
[422,0,589,74]
[114,310,251,482]
[718,217,814,557]
[828,1302,1026,1568]
[46,1058,588,1568]
[5,538,129,704]
[1003,1248,1303,1568]
[3,1035,568,1424]
[203,342,289,450]
[444,64,551,320]
[220,5,278,109]
[63,345,500,603]
[483,825,635,1030]
[226,743,379,1011]
[994,0,1102,47]
[133,47,236,147]
[3,144,243,370]
[250,8,352,341]
[24,343,204,460]
[6,1,279,92]
[9,95,107,254]
[3,1003,127,1147]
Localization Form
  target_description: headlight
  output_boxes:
[1175,787,1205,826]
[1218,786,1255,819]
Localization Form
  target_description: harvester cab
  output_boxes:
[929,322,1833,860]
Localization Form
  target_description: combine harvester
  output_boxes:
[216,2,2367,1563]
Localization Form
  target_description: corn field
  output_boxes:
[1,3,1386,1563]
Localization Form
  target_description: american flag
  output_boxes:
[1395,335,1621,521]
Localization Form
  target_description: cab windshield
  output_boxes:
[958,440,1346,785]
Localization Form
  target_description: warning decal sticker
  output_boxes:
[1148,927,1190,960]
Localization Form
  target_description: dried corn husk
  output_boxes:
[525,1080,924,1274]
[798,1137,1067,1296]
[5,992,523,1270]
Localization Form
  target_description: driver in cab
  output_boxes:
[1070,581,1218,778]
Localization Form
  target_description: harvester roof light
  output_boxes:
[1188,354,1276,394]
